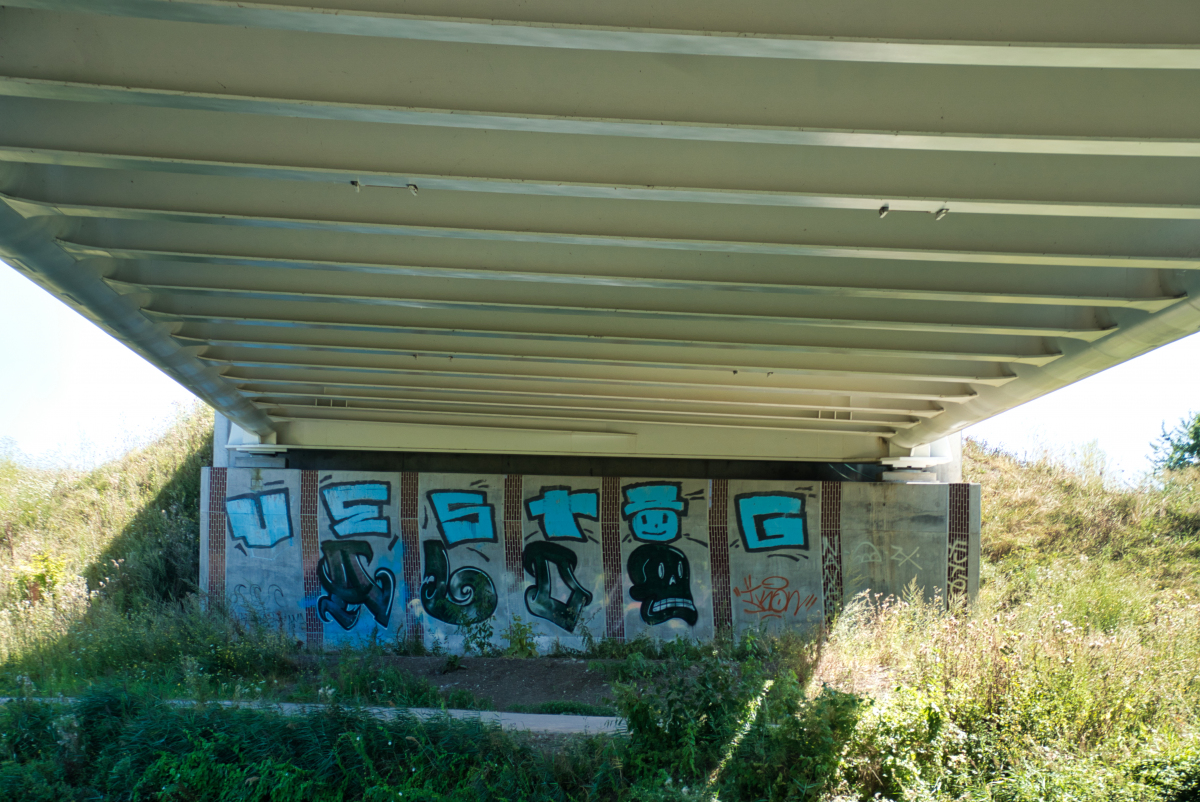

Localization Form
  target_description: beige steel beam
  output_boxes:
[229,377,946,418]
[5,147,1199,222]
[114,281,1109,343]
[182,336,1018,387]
[267,416,892,461]
[6,0,1199,69]
[146,311,1064,365]
[63,244,1186,312]
[207,358,981,404]
[3,78,1198,159]
[256,403,901,437]
[3,101,1196,208]
[246,393,918,431]
[8,195,1193,272]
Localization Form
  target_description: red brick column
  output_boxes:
[503,474,525,594]
[708,479,733,633]
[400,471,422,642]
[206,468,227,603]
[947,483,971,605]
[300,471,322,648]
[601,477,624,641]
[820,482,844,629]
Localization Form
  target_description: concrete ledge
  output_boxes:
[0,697,627,736]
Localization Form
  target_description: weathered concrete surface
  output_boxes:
[841,482,950,605]
[726,480,824,636]
[201,470,980,652]
[0,698,626,735]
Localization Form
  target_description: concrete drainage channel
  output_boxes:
[0,698,627,736]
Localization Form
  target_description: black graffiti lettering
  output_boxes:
[627,543,698,626]
[420,539,498,626]
[522,541,593,632]
[317,540,395,630]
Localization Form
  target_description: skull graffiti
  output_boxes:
[627,543,698,626]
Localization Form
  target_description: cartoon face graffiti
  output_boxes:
[622,483,688,543]
[627,543,698,626]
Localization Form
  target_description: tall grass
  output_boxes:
[0,406,300,693]
[805,441,1200,800]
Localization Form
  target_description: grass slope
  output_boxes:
[0,414,1199,800]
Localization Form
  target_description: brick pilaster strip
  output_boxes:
[207,468,227,603]
[299,471,322,649]
[820,481,844,629]
[947,483,971,606]
[400,472,422,642]
[600,476,624,641]
[503,474,525,594]
[708,479,733,633]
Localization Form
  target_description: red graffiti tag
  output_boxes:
[732,575,817,619]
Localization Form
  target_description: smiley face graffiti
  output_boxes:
[621,482,688,543]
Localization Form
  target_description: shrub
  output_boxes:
[501,615,537,658]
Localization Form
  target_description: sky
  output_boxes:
[0,262,198,468]
[2,260,1199,479]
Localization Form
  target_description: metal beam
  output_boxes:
[894,291,1200,448]
[69,244,1185,312]
[6,147,1198,222]
[209,357,980,403]
[258,402,901,437]
[229,376,946,418]
[184,335,1017,386]
[146,311,1064,365]
[6,0,1199,70]
[245,391,919,429]
[3,78,1197,158]
[117,280,1109,342]
[8,194,1193,271]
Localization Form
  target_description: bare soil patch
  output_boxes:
[297,655,620,712]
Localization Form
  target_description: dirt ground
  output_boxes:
[302,656,619,711]
[403,657,615,710]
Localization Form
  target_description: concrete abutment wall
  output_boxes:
[200,467,980,652]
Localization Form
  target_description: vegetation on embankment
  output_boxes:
[1,412,1200,799]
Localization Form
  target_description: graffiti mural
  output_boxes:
[312,472,404,646]
[203,468,979,653]
[416,475,507,651]
[522,540,593,632]
[518,477,603,645]
[618,479,710,638]
[427,490,498,546]
[726,481,823,635]
[852,541,883,565]
[733,492,808,554]
[226,488,293,549]
[732,575,818,620]
[622,483,688,543]
[420,539,498,625]
[525,487,599,541]
[321,481,391,538]
[628,543,698,626]
[317,539,396,629]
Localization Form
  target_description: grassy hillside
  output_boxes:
[0,415,1198,800]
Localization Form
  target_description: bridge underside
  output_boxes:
[2,1,1198,463]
